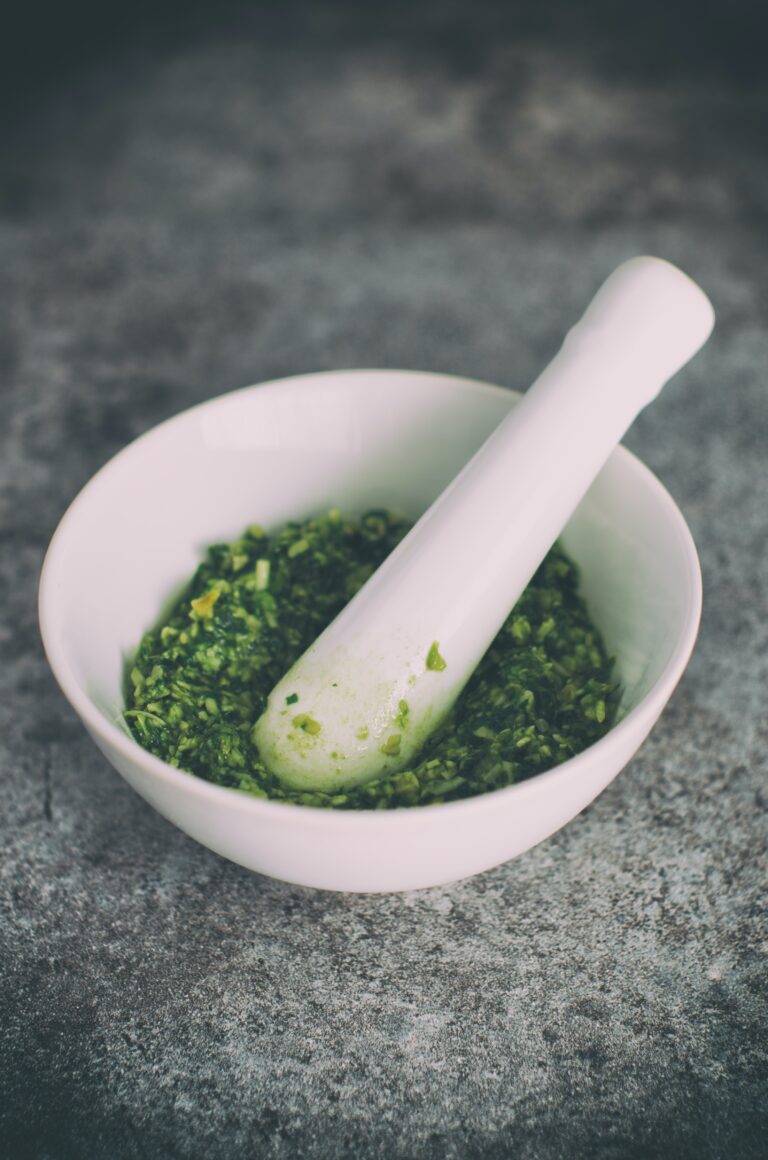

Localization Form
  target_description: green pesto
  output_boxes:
[125,510,619,809]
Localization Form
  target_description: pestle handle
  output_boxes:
[254,257,714,792]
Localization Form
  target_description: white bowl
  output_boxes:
[39,371,701,892]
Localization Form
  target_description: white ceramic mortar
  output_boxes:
[39,370,702,892]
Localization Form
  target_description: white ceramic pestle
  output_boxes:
[254,257,714,793]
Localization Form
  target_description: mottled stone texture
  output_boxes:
[1,3,766,1157]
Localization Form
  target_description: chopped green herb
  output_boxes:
[426,641,447,672]
[125,510,618,810]
[293,714,321,735]
[190,588,220,619]
[255,559,271,590]
[380,733,402,757]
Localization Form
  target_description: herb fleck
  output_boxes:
[426,642,447,672]
[190,588,220,619]
[293,714,321,735]
[255,559,271,590]
[380,733,402,757]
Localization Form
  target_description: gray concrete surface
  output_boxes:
[1,3,766,1156]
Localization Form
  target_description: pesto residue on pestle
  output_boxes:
[124,510,619,809]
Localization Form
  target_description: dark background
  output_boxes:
[1,2,767,1157]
